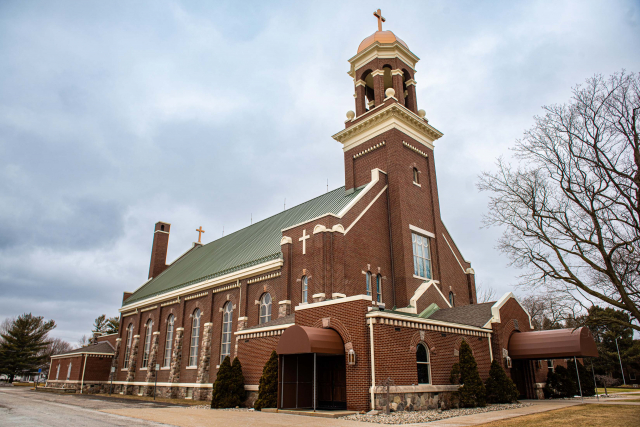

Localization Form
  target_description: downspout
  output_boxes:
[487,335,493,362]
[369,318,376,410]
[80,354,88,394]
[385,186,396,308]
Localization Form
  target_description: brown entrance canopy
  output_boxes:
[277,325,344,355]
[508,327,598,360]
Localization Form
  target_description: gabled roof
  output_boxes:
[427,302,495,328]
[52,341,115,358]
[123,186,364,307]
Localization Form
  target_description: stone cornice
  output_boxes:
[348,41,420,78]
[332,102,443,152]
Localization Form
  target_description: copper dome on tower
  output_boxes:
[357,30,409,53]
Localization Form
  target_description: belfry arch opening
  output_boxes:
[276,325,347,410]
[362,70,375,111]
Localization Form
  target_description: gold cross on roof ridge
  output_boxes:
[196,226,205,243]
[373,9,385,32]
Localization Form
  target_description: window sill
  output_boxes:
[121,368,128,371]
[413,274,432,280]
[140,367,147,371]
[160,367,170,370]
[186,366,197,370]
[413,182,421,187]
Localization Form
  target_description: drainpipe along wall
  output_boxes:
[369,318,376,410]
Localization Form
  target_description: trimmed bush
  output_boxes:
[450,341,486,408]
[254,350,278,410]
[567,359,595,397]
[211,356,245,408]
[485,360,519,403]
[544,365,576,398]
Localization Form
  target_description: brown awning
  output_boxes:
[508,327,599,359]
[276,325,344,355]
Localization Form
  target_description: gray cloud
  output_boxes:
[1,0,639,343]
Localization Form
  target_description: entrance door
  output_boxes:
[280,353,347,410]
[511,360,528,399]
[317,355,347,410]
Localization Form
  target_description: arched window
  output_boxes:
[163,315,174,368]
[123,323,133,369]
[413,167,419,184]
[259,293,272,324]
[142,319,153,368]
[449,292,454,307]
[417,343,431,384]
[366,272,372,296]
[376,274,382,303]
[188,309,201,367]
[382,65,393,94]
[301,276,308,303]
[362,70,375,111]
[220,302,233,363]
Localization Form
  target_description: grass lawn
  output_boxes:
[476,404,639,427]
[597,387,640,394]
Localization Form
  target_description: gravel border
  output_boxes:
[340,403,531,424]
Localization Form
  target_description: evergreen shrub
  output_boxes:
[255,351,278,410]
[485,360,519,403]
[544,365,576,398]
[211,356,245,408]
[449,341,486,407]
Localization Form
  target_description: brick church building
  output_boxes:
[47,11,598,410]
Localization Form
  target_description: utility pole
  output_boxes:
[615,336,626,385]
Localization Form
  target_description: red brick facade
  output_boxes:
[48,27,546,410]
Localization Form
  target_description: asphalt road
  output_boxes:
[0,387,177,427]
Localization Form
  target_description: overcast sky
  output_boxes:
[1,0,639,344]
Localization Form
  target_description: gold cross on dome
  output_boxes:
[196,226,205,243]
[373,9,385,31]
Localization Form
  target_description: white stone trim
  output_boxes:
[344,185,388,235]
[370,384,459,393]
[161,298,180,307]
[50,352,113,359]
[313,224,327,234]
[355,79,366,87]
[280,236,292,245]
[371,69,385,77]
[353,141,386,159]
[402,280,450,313]
[244,385,259,391]
[486,292,533,329]
[367,311,492,335]
[281,168,385,233]
[312,293,326,299]
[295,294,372,311]
[332,293,346,299]
[120,258,282,311]
[235,323,294,337]
[278,300,291,305]
[441,233,468,275]
[332,224,345,234]
[332,103,442,153]
[405,79,416,87]
[247,271,281,284]
[348,42,419,78]
[186,366,197,370]
[403,141,428,157]
[409,224,435,239]
[185,291,208,301]
[110,381,212,388]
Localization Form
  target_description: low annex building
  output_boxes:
[46,12,597,410]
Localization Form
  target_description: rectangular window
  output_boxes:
[66,362,72,380]
[56,364,60,380]
[547,359,554,372]
[412,233,432,279]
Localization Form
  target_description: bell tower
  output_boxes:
[333,11,477,309]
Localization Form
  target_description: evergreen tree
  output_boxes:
[485,360,519,403]
[0,313,55,382]
[544,365,576,398]
[567,359,595,397]
[450,341,486,407]
[255,351,278,410]
[230,357,246,404]
[211,356,242,408]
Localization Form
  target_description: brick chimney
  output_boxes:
[148,221,171,279]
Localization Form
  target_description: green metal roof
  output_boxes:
[123,186,364,307]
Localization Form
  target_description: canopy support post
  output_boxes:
[574,356,583,402]
[590,359,599,401]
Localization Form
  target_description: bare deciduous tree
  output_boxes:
[479,71,640,332]
[477,284,497,303]
[519,293,575,330]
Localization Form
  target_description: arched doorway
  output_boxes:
[276,325,347,410]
